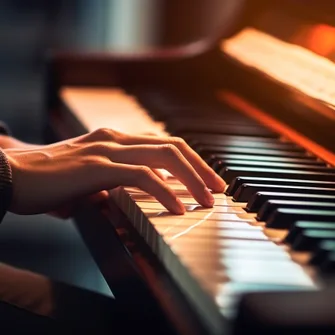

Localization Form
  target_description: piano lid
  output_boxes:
[216,1,335,154]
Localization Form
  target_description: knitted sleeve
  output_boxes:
[0,121,11,136]
[0,149,12,222]
[0,122,13,222]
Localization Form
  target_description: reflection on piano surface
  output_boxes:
[46,0,335,334]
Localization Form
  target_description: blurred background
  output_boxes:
[0,0,243,299]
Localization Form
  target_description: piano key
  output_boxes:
[136,201,245,214]
[190,140,303,151]
[309,240,335,265]
[226,177,335,196]
[208,155,325,172]
[220,248,291,261]
[167,116,262,128]
[198,145,309,158]
[146,211,254,224]
[234,290,335,334]
[183,133,291,145]
[212,159,328,173]
[284,221,335,245]
[266,208,335,229]
[246,192,335,213]
[159,223,265,241]
[226,263,314,286]
[258,201,335,222]
[234,184,335,202]
[217,160,332,172]
[130,193,244,207]
[319,252,335,273]
[170,237,283,252]
[292,230,335,251]
[167,122,277,137]
[219,166,335,183]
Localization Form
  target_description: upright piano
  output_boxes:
[45,0,335,334]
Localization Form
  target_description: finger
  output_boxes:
[78,129,225,192]
[152,169,168,181]
[95,163,185,215]
[85,143,214,207]
[111,134,226,192]
[78,128,124,143]
[88,190,109,203]
[48,206,73,219]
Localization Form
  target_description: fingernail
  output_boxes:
[175,198,185,215]
[204,188,215,207]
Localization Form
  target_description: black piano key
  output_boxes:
[190,140,303,151]
[309,240,335,265]
[234,290,335,334]
[234,184,335,202]
[219,166,335,184]
[226,177,335,196]
[168,121,277,137]
[319,251,335,273]
[208,154,324,165]
[246,192,335,213]
[284,221,335,245]
[218,160,332,173]
[266,208,335,229]
[292,230,335,251]
[183,133,278,142]
[209,156,325,172]
[168,117,258,128]
[198,145,308,158]
[183,133,289,146]
[258,201,335,222]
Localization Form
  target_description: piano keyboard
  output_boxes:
[62,87,335,335]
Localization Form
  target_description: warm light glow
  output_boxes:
[293,24,335,58]
[61,87,168,135]
[221,28,335,110]
[218,91,335,166]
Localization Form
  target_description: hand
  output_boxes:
[0,135,42,150]
[4,128,226,216]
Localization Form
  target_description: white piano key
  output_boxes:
[130,193,246,207]
[136,201,246,214]
[145,210,254,223]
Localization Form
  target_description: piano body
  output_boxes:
[44,0,335,334]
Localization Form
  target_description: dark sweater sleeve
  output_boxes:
[0,149,12,222]
[0,122,13,222]
[0,121,11,136]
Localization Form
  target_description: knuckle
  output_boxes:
[161,143,179,157]
[170,136,187,147]
[137,165,153,178]
[93,128,116,140]
[134,166,156,185]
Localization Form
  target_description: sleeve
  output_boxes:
[0,121,11,136]
[0,148,13,223]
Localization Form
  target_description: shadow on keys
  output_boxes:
[0,263,165,334]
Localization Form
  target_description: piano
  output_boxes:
[44,0,335,334]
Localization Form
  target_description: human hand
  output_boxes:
[4,128,226,216]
